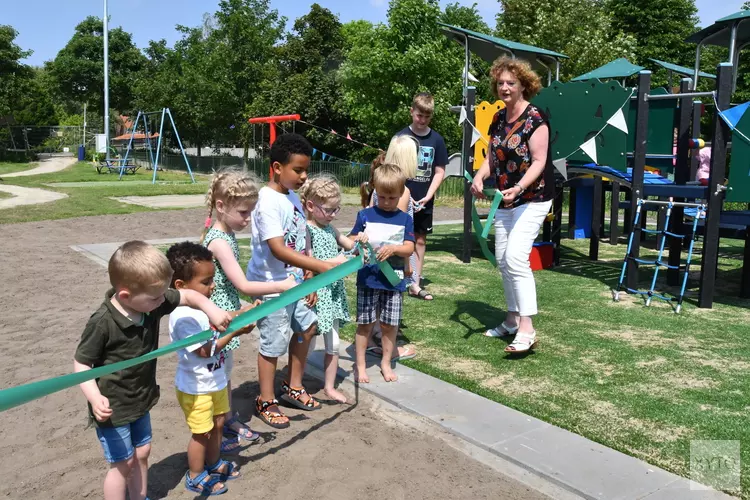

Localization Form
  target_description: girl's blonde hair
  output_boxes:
[200,167,260,243]
[298,174,341,211]
[384,135,418,179]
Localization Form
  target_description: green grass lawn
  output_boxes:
[0,163,36,175]
[0,161,210,223]
[208,224,749,496]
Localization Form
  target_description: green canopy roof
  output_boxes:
[686,10,750,47]
[571,58,645,81]
[648,58,716,79]
[438,23,568,67]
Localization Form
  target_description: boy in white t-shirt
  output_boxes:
[246,133,347,429]
[167,242,257,496]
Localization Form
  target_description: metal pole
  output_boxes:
[153,108,167,184]
[555,60,560,81]
[103,0,110,161]
[461,86,476,264]
[168,108,196,183]
[728,23,738,65]
[645,91,714,101]
[626,70,651,291]
[698,63,732,309]
[83,103,87,146]
[692,42,703,91]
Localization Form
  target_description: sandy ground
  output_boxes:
[0,206,548,500]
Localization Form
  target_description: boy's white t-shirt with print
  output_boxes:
[247,186,307,284]
[169,306,228,394]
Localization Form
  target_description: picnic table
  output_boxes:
[96,159,141,175]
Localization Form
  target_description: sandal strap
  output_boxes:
[257,398,287,422]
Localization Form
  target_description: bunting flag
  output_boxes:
[606,108,628,134]
[463,65,479,83]
[470,127,482,147]
[331,129,337,135]
[552,158,568,180]
[458,106,467,125]
[580,137,598,164]
[312,148,317,157]
[322,153,328,161]
[346,133,352,140]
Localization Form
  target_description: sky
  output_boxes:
[4,0,747,67]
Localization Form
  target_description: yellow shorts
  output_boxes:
[176,388,230,435]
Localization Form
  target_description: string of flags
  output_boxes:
[311,147,369,168]
[457,106,489,147]
[297,119,381,151]
[552,90,633,179]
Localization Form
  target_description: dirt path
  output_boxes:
[0,207,546,500]
[3,154,77,177]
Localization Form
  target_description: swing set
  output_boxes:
[118,108,195,183]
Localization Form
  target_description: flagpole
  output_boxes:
[103,0,110,161]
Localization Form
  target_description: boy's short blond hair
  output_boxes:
[108,241,173,293]
[412,92,434,114]
[373,163,406,196]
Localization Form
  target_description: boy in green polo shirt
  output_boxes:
[73,241,233,500]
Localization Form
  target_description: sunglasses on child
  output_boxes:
[314,202,341,217]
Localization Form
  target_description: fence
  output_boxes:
[127,149,467,198]
[0,126,88,155]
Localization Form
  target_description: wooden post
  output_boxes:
[668,78,693,286]
[626,71,651,291]
[689,101,702,181]
[590,176,603,260]
[461,86,477,263]
[698,64,733,309]
[610,182,620,244]
[553,185,564,266]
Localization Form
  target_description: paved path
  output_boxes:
[0,184,67,209]
[3,154,76,178]
[73,233,735,500]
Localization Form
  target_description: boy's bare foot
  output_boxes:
[355,367,370,384]
[380,365,398,382]
[323,387,348,403]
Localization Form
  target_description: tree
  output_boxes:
[340,0,484,153]
[46,16,146,115]
[496,0,637,81]
[133,23,233,156]
[249,4,353,158]
[211,0,286,156]
[606,0,699,69]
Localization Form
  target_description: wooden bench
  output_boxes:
[96,160,141,175]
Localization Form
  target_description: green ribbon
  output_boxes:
[0,252,379,413]
[464,171,503,267]
[364,242,402,287]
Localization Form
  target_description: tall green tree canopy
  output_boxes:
[46,16,146,115]
[496,0,637,81]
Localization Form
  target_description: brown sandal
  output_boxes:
[280,380,321,411]
[254,397,290,429]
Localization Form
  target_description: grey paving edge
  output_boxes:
[74,235,737,500]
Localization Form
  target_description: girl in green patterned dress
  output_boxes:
[298,176,355,403]
[201,168,297,441]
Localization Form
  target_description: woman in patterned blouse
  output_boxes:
[470,56,556,354]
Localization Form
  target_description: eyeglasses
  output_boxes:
[315,202,341,217]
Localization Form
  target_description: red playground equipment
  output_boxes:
[247,114,300,177]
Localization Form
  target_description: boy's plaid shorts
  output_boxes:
[356,287,402,326]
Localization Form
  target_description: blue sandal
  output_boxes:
[223,413,260,442]
[184,470,227,496]
[206,458,240,482]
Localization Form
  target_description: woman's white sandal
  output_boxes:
[484,322,519,338]
[504,331,538,353]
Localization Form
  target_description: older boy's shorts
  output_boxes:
[95,412,152,463]
[357,288,402,326]
[256,297,317,357]
[176,388,230,435]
